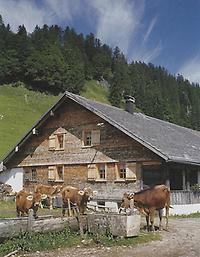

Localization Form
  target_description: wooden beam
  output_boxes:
[182,169,186,190]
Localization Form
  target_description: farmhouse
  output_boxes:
[1,91,200,214]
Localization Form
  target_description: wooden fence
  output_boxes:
[171,190,200,205]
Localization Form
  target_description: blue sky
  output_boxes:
[0,0,200,83]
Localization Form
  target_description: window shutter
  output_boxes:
[126,163,137,181]
[49,135,56,150]
[48,166,56,181]
[91,130,100,145]
[88,164,97,181]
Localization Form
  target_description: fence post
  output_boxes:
[27,209,34,232]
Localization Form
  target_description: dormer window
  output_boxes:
[84,131,92,146]
[57,134,64,149]
[82,129,100,147]
[49,130,66,151]
[115,162,137,182]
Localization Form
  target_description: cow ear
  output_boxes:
[78,190,84,196]
[128,193,134,199]
[41,194,47,200]
[93,190,98,196]
[27,195,33,201]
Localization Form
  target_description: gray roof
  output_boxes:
[68,92,200,165]
[1,91,200,168]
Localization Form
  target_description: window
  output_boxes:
[57,134,64,149]
[116,162,137,181]
[49,133,65,150]
[83,130,100,147]
[84,131,92,146]
[119,163,126,179]
[98,164,106,179]
[57,166,64,181]
[31,168,37,181]
[24,168,37,182]
[48,166,64,181]
[87,163,107,181]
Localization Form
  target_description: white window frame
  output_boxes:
[115,162,137,182]
[24,168,37,182]
[87,163,107,182]
[48,166,64,182]
[82,129,100,147]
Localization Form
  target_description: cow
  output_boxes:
[61,186,97,216]
[16,190,47,218]
[120,184,171,231]
[34,184,63,210]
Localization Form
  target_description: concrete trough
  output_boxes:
[87,212,141,237]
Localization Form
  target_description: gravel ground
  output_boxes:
[21,218,200,257]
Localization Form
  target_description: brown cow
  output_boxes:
[16,190,47,218]
[62,186,97,216]
[35,184,63,209]
[120,184,171,231]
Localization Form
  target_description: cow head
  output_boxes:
[120,192,135,212]
[53,185,63,194]
[78,187,97,201]
[26,192,47,207]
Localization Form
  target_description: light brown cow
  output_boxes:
[34,184,63,209]
[62,186,97,216]
[16,190,47,218]
[121,184,171,231]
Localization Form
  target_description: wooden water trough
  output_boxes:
[0,210,86,240]
[0,204,141,240]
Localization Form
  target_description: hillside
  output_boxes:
[0,81,109,159]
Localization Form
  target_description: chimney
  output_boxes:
[124,95,135,114]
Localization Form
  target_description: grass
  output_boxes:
[0,227,82,256]
[81,80,110,104]
[0,200,61,219]
[0,83,58,159]
[0,81,110,160]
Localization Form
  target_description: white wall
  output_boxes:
[0,167,24,192]
[170,204,200,215]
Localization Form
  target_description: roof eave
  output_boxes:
[166,158,200,166]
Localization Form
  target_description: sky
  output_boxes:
[0,0,200,83]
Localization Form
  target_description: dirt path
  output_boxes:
[22,218,200,257]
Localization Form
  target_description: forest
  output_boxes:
[0,15,200,130]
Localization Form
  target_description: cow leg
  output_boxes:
[146,214,150,231]
[149,209,155,231]
[68,198,72,217]
[16,207,20,217]
[158,209,163,230]
[62,202,67,217]
[49,197,53,210]
[165,206,169,230]
[39,201,43,209]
